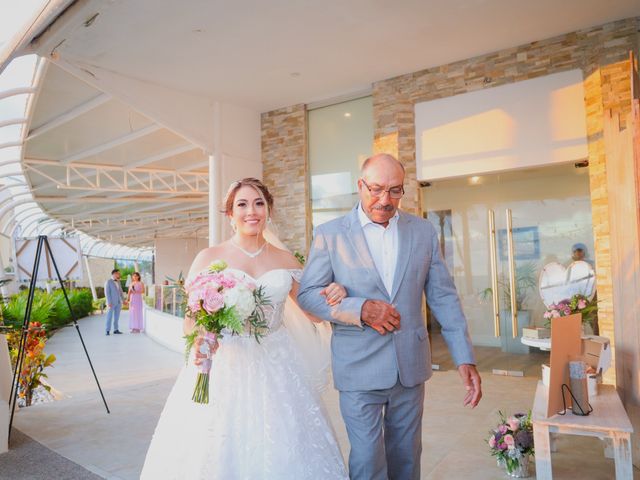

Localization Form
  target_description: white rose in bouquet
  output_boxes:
[224,284,256,320]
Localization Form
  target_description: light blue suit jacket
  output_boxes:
[105,278,123,307]
[298,205,475,392]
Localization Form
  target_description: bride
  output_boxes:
[141,178,348,479]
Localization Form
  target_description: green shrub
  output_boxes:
[1,290,56,330]
[0,288,95,333]
[68,289,93,318]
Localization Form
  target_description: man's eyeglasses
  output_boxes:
[360,179,404,199]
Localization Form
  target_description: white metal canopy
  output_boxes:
[0,55,154,260]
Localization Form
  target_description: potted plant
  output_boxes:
[488,411,535,478]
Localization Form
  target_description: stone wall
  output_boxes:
[261,105,310,254]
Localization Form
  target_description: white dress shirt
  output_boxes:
[358,203,399,295]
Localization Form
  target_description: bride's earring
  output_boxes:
[229,219,237,232]
[267,217,272,225]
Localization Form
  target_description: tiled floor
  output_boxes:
[10,313,638,479]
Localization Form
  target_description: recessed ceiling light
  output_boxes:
[470,176,481,184]
[344,112,351,118]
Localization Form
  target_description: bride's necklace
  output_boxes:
[231,237,267,258]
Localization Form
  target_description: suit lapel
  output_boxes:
[344,207,389,299]
[390,212,413,303]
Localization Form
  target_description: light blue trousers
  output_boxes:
[339,380,425,480]
[105,304,122,333]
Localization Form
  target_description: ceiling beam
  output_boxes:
[27,93,112,140]
[0,141,22,149]
[177,160,209,172]
[89,220,206,238]
[0,87,36,100]
[37,195,204,204]
[60,123,161,164]
[43,162,208,195]
[126,144,199,169]
[55,208,208,221]
[44,196,185,215]
[0,118,27,128]
[80,215,208,235]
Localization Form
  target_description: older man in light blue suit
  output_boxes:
[298,154,482,480]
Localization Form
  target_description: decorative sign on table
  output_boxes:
[547,313,582,417]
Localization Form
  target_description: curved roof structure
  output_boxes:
[0,54,154,260]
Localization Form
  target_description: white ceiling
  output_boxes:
[36,0,640,111]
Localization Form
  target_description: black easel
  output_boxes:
[8,235,109,442]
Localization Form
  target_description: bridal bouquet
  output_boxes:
[184,260,269,403]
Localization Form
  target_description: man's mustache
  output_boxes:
[372,205,394,212]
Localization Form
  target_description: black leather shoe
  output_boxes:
[113,330,123,334]
[105,332,110,336]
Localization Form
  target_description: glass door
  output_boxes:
[422,163,594,376]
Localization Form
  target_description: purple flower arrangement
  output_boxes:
[543,293,597,327]
[488,411,534,475]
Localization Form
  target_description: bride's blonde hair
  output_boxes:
[222,178,274,216]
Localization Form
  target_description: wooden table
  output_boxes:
[532,380,633,479]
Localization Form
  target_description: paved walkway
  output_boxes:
[5,312,635,479]
[0,429,102,480]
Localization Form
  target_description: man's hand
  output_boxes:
[320,282,347,306]
[361,299,401,335]
[458,364,482,408]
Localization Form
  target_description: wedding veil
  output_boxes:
[263,224,332,392]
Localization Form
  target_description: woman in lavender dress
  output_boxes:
[128,272,145,333]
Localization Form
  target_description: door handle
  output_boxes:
[506,208,518,338]
[487,210,500,337]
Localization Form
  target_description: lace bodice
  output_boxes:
[226,268,301,336]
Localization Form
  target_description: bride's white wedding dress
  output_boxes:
[140,268,347,479]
